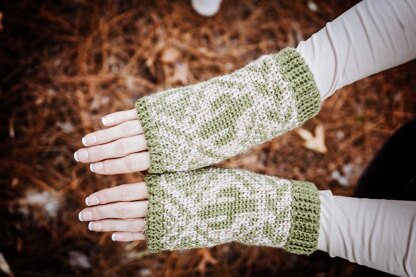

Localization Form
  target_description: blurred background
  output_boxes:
[1,0,415,276]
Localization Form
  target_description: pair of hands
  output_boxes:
[76,109,149,242]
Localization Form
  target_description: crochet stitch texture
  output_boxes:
[145,168,320,255]
[136,47,321,173]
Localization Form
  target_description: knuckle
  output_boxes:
[117,206,130,217]
[116,140,128,155]
[97,190,110,203]
[121,121,133,135]
[124,233,132,241]
[96,130,108,142]
[138,135,147,149]
[118,186,130,200]
[98,222,108,231]
[87,148,99,161]
[125,155,139,171]
[101,160,111,173]
[128,219,141,231]
[89,208,100,220]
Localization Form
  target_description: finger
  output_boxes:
[85,182,148,206]
[102,109,138,127]
[88,218,146,232]
[78,201,148,221]
[112,232,146,242]
[81,120,143,147]
[76,135,147,163]
[90,152,150,174]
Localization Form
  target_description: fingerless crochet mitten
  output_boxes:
[136,47,321,173]
[145,168,320,254]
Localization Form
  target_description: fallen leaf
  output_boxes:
[296,124,327,154]
[0,12,3,32]
[160,47,181,64]
[0,252,13,276]
[330,170,349,187]
[307,1,318,12]
[11,178,19,187]
[126,76,135,89]
[139,268,152,277]
[8,116,15,139]
[171,63,189,84]
[69,251,91,269]
[56,121,75,134]
[197,248,218,275]
[20,190,61,218]
[330,162,359,187]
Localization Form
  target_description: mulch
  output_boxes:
[1,0,415,276]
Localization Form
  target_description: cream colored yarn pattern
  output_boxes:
[145,168,320,255]
[136,47,321,173]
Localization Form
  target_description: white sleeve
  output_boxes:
[294,1,416,274]
[318,190,416,276]
[297,0,416,100]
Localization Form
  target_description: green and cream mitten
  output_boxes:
[136,47,321,173]
[145,167,320,254]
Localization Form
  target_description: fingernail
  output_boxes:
[82,135,96,146]
[89,222,102,231]
[102,116,115,126]
[90,162,103,172]
[78,211,92,221]
[74,152,79,162]
[75,149,88,161]
[112,233,124,241]
[85,196,99,206]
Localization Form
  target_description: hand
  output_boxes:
[74,109,150,174]
[78,182,149,242]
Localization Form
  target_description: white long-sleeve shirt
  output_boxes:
[296,0,416,275]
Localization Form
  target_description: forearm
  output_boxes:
[318,190,416,276]
[297,0,416,100]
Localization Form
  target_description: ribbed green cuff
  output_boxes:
[284,180,320,255]
[135,98,166,173]
[144,173,166,253]
[273,47,321,124]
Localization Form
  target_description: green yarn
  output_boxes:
[136,47,321,173]
[284,180,321,254]
[145,168,320,255]
[143,174,167,253]
[139,48,322,255]
[275,48,322,124]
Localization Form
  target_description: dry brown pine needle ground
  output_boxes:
[1,0,416,276]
